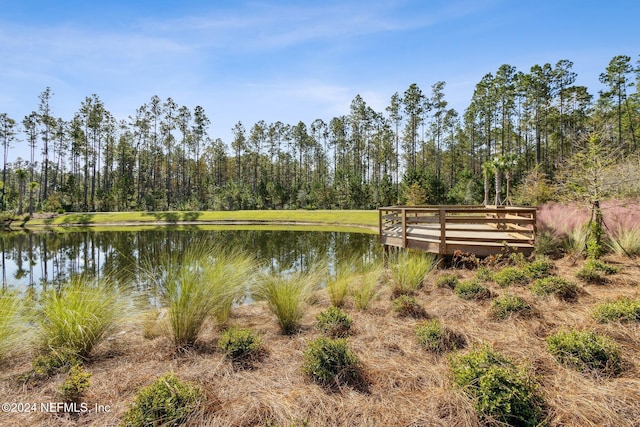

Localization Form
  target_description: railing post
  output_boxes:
[439,208,447,256]
[378,208,383,243]
[402,208,407,248]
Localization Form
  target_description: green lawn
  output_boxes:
[21,210,379,231]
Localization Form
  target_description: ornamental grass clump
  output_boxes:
[316,306,352,337]
[253,270,321,335]
[37,277,125,359]
[531,276,579,301]
[302,337,361,387]
[490,294,532,320]
[449,345,545,426]
[218,327,263,364]
[389,251,435,296]
[454,279,491,300]
[0,290,23,361]
[592,297,640,323]
[121,373,203,427]
[416,319,466,354]
[493,266,530,287]
[351,268,382,311]
[151,245,254,349]
[546,329,622,376]
[608,225,640,256]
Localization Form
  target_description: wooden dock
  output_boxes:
[379,205,537,257]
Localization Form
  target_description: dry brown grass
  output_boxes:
[1,254,639,426]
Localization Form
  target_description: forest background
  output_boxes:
[0,54,639,214]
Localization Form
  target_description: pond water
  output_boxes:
[0,228,381,291]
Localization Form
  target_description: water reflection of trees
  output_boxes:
[0,229,379,292]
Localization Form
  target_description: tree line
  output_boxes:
[0,54,638,214]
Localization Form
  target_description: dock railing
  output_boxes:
[378,205,537,257]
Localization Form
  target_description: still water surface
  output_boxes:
[0,228,380,290]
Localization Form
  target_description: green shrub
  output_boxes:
[351,269,381,311]
[121,373,203,427]
[302,337,360,387]
[476,267,494,282]
[531,276,579,301]
[59,365,92,403]
[546,329,622,376]
[454,280,491,300]
[490,295,532,320]
[37,277,124,359]
[592,297,640,323]
[493,267,530,287]
[218,327,262,363]
[0,290,23,361]
[389,251,435,296]
[435,273,459,289]
[416,319,465,354]
[576,259,619,284]
[391,295,427,318]
[524,258,554,279]
[153,246,253,349]
[31,348,81,377]
[449,346,544,426]
[253,270,320,335]
[316,306,352,337]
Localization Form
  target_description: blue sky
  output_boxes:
[1,0,639,155]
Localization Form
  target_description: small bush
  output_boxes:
[490,295,532,320]
[389,251,435,296]
[576,259,619,284]
[316,306,353,337]
[449,346,544,426]
[524,258,554,279]
[218,327,262,363]
[493,267,530,287]
[531,276,579,301]
[302,337,360,387]
[475,267,494,282]
[546,329,622,376]
[416,319,465,354]
[59,365,92,403]
[454,280,491,300]
[593,297,640,323]
[351,270,381,311]
[31,349,81,377]
[392,295,427,318]
[121,373,203,427]
[435,273,459,289]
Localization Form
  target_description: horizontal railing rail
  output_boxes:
[379,205,537,257]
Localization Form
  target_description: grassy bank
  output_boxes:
[15,210,379,231]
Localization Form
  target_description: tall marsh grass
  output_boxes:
[151,245,254,349]
[0,290,23,361]
[37,277,125,359]
[253,269,322,334]
[352,268,383,310]
[389,251,435,296]
[609,225,640,256]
